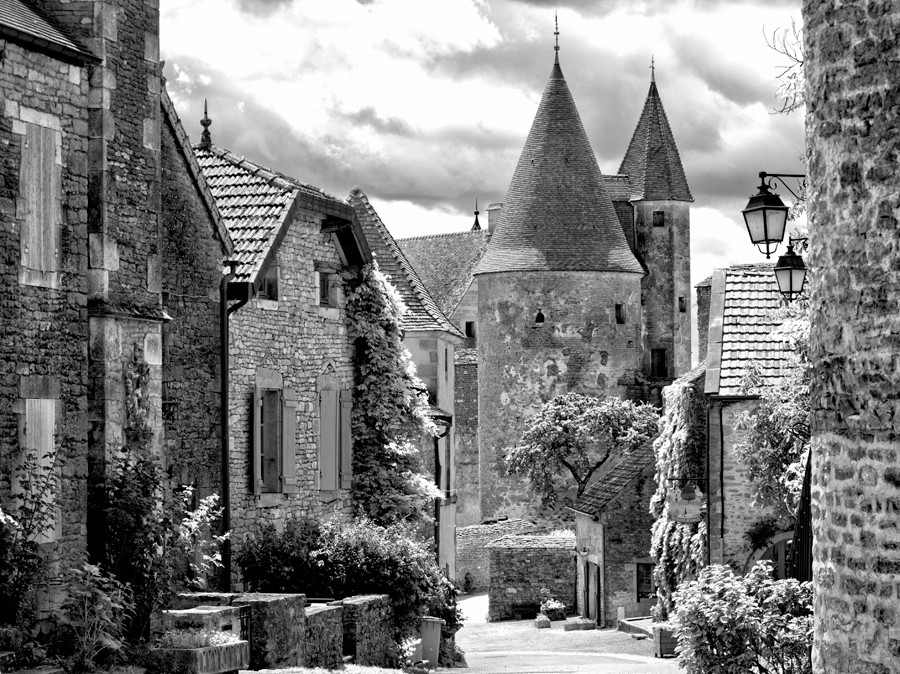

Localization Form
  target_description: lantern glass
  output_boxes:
[774,249,808,301]
[742,192,789,257]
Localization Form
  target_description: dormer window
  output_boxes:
[316,265,338,308]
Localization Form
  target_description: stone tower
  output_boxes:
[473,49,646,523]
[618,73,693,381]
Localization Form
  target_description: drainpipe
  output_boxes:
[220,261,247,590]
[706,401,712,567]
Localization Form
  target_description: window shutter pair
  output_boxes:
[319,389,353,490]
[251,387,298,495]
[20,124,60,273]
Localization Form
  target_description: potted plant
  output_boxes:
[652,623,677,658]
[147,629,249,674]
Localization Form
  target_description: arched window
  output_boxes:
[753,532,794,580]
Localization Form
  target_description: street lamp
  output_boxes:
[773,238,808,301]
[742,172,805,258]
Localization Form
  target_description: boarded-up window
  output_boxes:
[18,399,60,544]
[652,210,665,227]
[319,387,353,491]
[20,123,61,281]
[651,349,667,378]
[251,386,298,495]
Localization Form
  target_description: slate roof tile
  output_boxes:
[475,59,642,275]
[486,534,576,550]
[707,264,793,396]
[571,443,655,517]
[348,189,463,338]
[457,518,540,540]
[398,230,488,317]
[0,0,96,64]
[618,81,692,202]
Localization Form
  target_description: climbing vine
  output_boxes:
[343,263,441,526]
[650,377,707,621]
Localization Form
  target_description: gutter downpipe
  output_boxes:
[706,401,712,567]
[220,261,248,590]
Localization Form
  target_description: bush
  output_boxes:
[672,561,812,674]
[237,517,461,644]
[156,629,239,649]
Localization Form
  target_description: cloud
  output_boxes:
[334,106,416,137]
[235,0,293,17]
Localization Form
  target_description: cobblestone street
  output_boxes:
[447,594,680,674]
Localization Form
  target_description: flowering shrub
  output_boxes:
[672,561,812,674]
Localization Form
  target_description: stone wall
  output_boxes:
[303,604,343,670]
[601,467,657,626]
[477,270,643,525]
[341,594,395,668]
[160,108,224,496]
[696,279,711,363]
[487,534,576,621]
[228,208,355,578]
[804,1,900,671]
[453,351,480,528]
[456,518,542,592]
[0,39,91,602]
[632,200,692,378]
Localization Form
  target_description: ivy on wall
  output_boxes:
[344,263,441,526]
[649,376,707,621]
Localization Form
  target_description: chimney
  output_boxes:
[487,202,503,234]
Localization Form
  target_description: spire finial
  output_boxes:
[200,99,212,148]
[472,199,481,231]
[554,12,560,64]
[650,55,655,83]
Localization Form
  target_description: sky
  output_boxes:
[161,0,806,361]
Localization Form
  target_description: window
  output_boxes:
[651,349,667,378]
[464,321,476,338]
[19,120,61,287]
[534,310,545,324]
[652,210,665,227]
[259,261,278,300]
[18,398,60,543]
[318,270,338,307]
[637,563,656,601]
[615,304,626,324]
[251,386,298,495]
[679,296,687,313]
[319,387,352,491]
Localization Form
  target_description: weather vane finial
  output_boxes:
[650,55,655,83]
[200,99,212,148]
[554,11,560,64]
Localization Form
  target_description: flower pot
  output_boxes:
[653,625,677,658]
[148,640,250,674]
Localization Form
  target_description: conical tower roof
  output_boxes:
[618,79,693,202]
[475,59,643,276]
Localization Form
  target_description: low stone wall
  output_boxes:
[457,519,542,592]
[173,592,306,669]
[303,604,343,670]
[341,594,395,667]
[487,534,577,622]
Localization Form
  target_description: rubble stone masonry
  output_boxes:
[804,1,900,671]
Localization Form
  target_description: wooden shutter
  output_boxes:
[251,388,262,495]
[19,125,59,273]
[24,399,58,544]
[319,389,338,490]
[339,390,353,489]
[281,388,298,493]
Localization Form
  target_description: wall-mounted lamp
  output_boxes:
[774,238,808,302]
[741,172,804,258]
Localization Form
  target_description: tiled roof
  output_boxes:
[457,518,539,540]
[475,59,642,276]
[0,0,97,65]
[600,174,633,201]
[454,347,477,366]
[161,90,233,257]
[618,80,692,202]
[195,144,351,284]
[704,264,791,396]
[398,230,488,317]
[486,533,576,550]
[695,275,713,287]
[571,443,655,517]
[349,189,463,339]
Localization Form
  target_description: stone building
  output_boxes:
[193,130,372,584]
[803,1,900,671]
[0,0,234,608]
[348,188,464,577]
[402,46,693,532]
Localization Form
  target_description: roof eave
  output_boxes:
[0,24,99,66]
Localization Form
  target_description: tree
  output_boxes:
[344,263,441,526]
[766,18,805,115]
[505,393,659,508]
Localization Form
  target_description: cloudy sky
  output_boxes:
[161,0,805,359]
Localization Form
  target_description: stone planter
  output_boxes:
[652,625,677,658]
[147,640,250,674]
